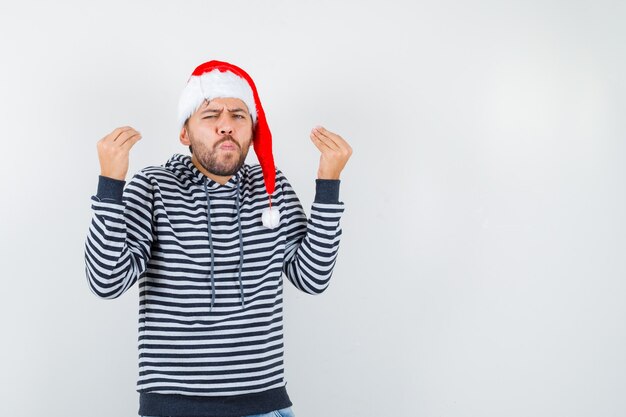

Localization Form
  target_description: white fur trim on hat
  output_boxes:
[177,69,257,130]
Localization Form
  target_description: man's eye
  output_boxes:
[203,116,215,119]
[234,114,245,119]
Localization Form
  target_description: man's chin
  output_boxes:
[194,150,246,177]
[209,161,245,177]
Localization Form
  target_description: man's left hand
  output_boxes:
[309,126,353,180]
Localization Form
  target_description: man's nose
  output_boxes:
[217,116,233,135]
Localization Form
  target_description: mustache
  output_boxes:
[215,136,241,150]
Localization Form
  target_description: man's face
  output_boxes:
[181,97,254,176]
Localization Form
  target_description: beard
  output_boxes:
[189,132,251,176]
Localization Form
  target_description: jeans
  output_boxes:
[142,406,295,417]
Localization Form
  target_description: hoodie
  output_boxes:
[84,153,344,417]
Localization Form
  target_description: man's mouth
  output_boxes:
[218,140,238,151]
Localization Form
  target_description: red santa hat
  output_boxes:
[178,60,276,199]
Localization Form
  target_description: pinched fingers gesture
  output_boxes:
[309,126,352,180]
[97,126,142,181]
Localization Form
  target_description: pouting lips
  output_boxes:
[217,140,239,151]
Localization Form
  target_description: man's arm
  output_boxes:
[84,125,151,299]
[280,125,352,294]
[280,175,344,294]
[84,172,155,299]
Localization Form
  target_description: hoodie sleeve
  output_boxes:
[278,170,345,294]
[84,170,155,299]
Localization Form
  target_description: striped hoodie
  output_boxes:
[84,153,344,416]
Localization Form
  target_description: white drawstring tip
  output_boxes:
[262,207,281,229]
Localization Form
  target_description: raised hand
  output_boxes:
[97,126,142,181]
[309,126,352,180]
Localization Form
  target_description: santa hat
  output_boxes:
[178,60,280,228]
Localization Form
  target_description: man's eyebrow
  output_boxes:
[201,108,248,114]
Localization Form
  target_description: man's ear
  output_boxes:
[179,124,190,146]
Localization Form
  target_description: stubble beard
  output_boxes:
[189,132,251,176]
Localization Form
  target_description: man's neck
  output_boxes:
[191,154,232,185]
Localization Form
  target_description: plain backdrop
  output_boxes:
[1,0,625,416]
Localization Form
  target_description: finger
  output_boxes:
[313,126,345,151]
[114,129,141,146]
[310,130,335,151]
[310,132,337,154]
[311,127,340,151]
[120,132,142,150]
[309,132,332,152]
[315,126,350,150]
[100,126,129,143]
[108,126,133,141]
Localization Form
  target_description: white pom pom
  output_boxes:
[262,207,281,229]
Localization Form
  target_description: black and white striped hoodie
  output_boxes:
[84,153,345,416]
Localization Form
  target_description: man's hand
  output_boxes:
[309,126,352,180]
[97,126,142,181]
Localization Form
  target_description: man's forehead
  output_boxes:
[199,98,249,113]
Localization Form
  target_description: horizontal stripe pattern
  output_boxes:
[84,153,344,397]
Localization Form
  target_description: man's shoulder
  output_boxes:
[244,163,263,177]
[119,166,181,196]
[243,164,290,186]
[242,163,277,183]
[131,164,179,182]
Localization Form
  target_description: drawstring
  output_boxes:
[236,179,245,308]
[204,179,216,312]
[204,176,246,312]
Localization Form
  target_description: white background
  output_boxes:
[1,0,625,416]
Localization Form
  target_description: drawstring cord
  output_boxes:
[204,179,216,312]
[204,176,245,312]
[236,180,245,308]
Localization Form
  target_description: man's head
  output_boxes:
[180,97,254,177]
[177,60,276,193]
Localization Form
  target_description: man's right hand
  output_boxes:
[97,126,142,181]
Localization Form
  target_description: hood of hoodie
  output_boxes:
[163,153,247,312]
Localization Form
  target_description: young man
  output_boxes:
[84,60,352,417]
